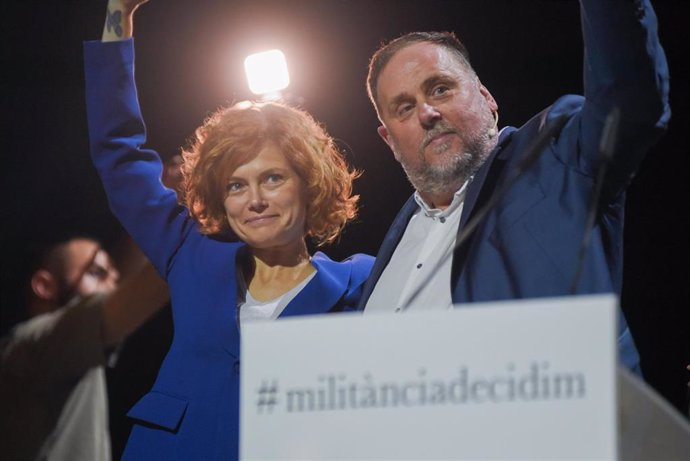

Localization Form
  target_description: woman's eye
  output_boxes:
[226,182,243,193]
[265,174,284,184]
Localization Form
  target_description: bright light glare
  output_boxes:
[244,49,290,95]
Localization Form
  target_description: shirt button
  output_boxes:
[416,263,423,269]
[440,217,446,223]
[395,307,402,312]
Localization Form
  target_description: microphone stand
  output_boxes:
[569,107,621,294]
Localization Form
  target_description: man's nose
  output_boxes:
[418,103,441,129]
[105,268,120,290]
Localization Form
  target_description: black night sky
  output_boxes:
[2,0,689,439]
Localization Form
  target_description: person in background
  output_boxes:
[0,235,169,460]
[84,1,373,459]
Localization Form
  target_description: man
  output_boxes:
[0,236,168,460]
[360,0,670,374]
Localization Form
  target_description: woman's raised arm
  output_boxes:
[101,0,149,42]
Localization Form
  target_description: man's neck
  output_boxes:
[416,176,473,212]
[418,191,454,210]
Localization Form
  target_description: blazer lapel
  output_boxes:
[459,127,516,228]
[279,252,350,317]
[356,195,419,310]
[451,128,515,293]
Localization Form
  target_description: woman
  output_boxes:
[84,1,373,459]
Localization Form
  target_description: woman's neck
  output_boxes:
[244,241,315,301]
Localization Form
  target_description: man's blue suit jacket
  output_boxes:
[358,0,671,373]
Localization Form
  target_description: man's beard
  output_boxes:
[398,125,493,201]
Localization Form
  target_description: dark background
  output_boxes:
[2,0,688,453]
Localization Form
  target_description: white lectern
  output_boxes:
[241,295,690,460]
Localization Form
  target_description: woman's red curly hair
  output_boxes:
[181,101,359,246]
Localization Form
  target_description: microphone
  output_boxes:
[568,107,621,294]
[402,113,568,310]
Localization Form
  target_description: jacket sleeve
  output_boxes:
[1,295,107,388]
[84,39,195,276]
[551,0,670,202]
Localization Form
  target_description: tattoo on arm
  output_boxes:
[106,8,124,37]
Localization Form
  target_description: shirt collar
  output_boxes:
[413,177,472,219]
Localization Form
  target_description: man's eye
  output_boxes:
[432,85,449,96]
[88,266,109,280]
[397,104,414,117]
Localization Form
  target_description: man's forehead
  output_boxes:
[63,239,105,267]
[378,43,468,95]
[65,238,99,254]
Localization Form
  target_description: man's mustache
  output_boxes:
[421,123,458,150]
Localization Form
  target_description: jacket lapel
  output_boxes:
[451,128,515,295]
[356,195,419,310]
[225,251,348,356]
[279,252,351,317]
[459,127,516,228]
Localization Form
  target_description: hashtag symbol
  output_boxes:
[256,380,279,414]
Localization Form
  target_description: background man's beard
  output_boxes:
[399,133,492,200]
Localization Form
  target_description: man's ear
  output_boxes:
[31,270,59,302]
[377,125,401,162]
[479,84,498,112]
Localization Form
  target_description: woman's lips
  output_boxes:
[244,214,279,226]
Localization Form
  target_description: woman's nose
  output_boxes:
[248,186,268,212]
